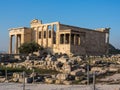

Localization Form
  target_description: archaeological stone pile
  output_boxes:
[0,54,120,84]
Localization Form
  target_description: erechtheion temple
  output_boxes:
[9,19,110,55]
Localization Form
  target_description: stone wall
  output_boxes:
[85,30,106,55]
[59,24,110,55]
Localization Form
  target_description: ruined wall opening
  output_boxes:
[60,34,64,44]
[71,34,74,45]
[39,31,41,39]
[65,34,69,44]
[44,31,46,38]
[48,25,52,30]
[49,30,51,38]
[53,31,56,44]
[53,24,57,31]
[76,34,80,45]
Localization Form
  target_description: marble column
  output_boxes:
[69,33,71,44]
[9,35,12,54]
[15,34,18,54]
[18,35,21,53]
[74,34,76,45]
[106,33,109,54]
[78,35,81,45]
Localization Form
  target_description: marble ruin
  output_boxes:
[9,19,110,55]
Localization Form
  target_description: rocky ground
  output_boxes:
[0,54,120,85]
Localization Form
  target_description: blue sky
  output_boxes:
[0,0,120,52]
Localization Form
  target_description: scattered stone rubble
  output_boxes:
[0,54,120,84]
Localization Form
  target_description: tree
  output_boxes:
[19,42,43,54]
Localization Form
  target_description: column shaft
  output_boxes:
[15,35,18,54]
[18,35,21,53]
[69,33,71,44]
[78,35,80,45]
[74,34,76,45]
[9,35,12,54]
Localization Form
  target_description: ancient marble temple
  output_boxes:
[9,19,110,55]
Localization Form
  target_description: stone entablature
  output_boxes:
[9,19,110,55]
